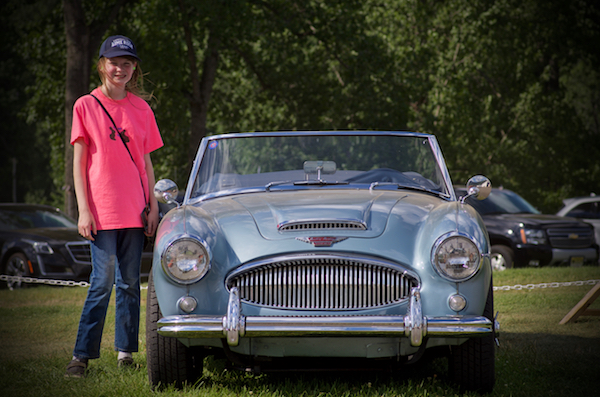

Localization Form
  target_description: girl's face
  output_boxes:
[102,56,137,87]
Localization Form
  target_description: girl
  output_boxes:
[65,35,163,378]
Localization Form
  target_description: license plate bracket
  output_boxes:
[570,256,584,267]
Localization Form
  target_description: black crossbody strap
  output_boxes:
[89,93,147,204]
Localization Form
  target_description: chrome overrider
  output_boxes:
[158,287,494,347]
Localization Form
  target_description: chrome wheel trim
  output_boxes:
[6,255,28,290]
[490,253,507,272]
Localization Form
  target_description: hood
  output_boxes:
[181,189,482,276]
[4,227,85,244]
[206,190,446,241]
[483,213,592,228]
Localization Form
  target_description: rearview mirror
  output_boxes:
[303,161,336,179]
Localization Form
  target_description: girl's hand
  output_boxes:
[78,209,97,241]
[144,204,159,237]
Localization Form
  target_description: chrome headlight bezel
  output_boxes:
[161,235,211,284]
[431,232,483,282]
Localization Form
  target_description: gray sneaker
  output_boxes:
[118,356,134,368]
[65,359,87,378]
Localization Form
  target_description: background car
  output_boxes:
[0,203,154,287]
[0,203,92,289]
[147,131,498,393]
[455,187,599,271]
[556,195,600,261]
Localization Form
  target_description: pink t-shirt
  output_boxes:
[71,87,163,230]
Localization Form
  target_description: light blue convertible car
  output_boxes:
[147,131,498,392]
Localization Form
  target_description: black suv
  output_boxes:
[455,187,599,271]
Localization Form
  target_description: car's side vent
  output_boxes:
[278,220,367,232]
[66,241,92,264]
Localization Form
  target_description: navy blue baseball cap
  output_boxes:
[99,35,140,61]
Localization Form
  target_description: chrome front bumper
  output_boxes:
[158,287,494,347]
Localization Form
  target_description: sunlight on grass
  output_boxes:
[1,267,599,396]
[493,266,600,287]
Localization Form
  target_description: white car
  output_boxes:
[556,195,600,259]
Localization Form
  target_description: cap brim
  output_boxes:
[100,49,141,62]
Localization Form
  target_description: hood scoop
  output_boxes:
[231,191,406,240]
[278,220,367,232]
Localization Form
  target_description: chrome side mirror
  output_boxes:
[154,179,179,206]
[462,175,491,203]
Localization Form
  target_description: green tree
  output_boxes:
[0,1,46,204]
[1,0,66,206]
[134,0,403,182]
[391,0,600,212]
[4,0,599,216]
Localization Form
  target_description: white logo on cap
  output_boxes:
[111,38,133,50]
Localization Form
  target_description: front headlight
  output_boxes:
[23,240,54,254]
[161,236,211,284]
[519,228,546,245]
[432,233,482,281]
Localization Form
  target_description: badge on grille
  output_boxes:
[296,236,348,247]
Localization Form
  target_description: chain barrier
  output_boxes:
[2,274,599,292]
[0,274,148,289]
[0,274,90,287]
[493,279,600,292]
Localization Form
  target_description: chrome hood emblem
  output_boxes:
[296,236,348,247]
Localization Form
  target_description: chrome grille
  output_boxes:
[547,227,593,249]
[66,241,92,264]
[278,220,366,232]
[226,255,417,310]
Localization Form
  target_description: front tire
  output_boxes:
[448,283,496,393]
[490,245,513,271]
[146,271,203,388]
[2,252,31,290]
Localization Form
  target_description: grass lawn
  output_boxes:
[1,266,599,396]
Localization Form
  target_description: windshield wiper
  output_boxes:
[482,211,536,215]
[265,180,294,191]
[369,182,443,196]
[266,180,348,191]
[294,180,348,186]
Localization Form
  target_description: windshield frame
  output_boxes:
[184,131,456,204]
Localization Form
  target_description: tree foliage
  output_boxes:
[1,0,598,214]
[369,0,600,211]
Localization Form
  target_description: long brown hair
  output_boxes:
[97,56,151,101]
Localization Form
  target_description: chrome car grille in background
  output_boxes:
[66,241,92,264]
[547,227,594,249]
[226,255,418,310]
[278,220,367,232]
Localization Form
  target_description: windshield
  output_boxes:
[0,207,77,230]
[190,133,450,200]
[465,189,540,215]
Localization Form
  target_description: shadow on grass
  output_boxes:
[3,333,598,397]
[494,331,600,397]
[190,354,459,397]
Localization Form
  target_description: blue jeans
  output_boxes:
[73,229,145,360]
